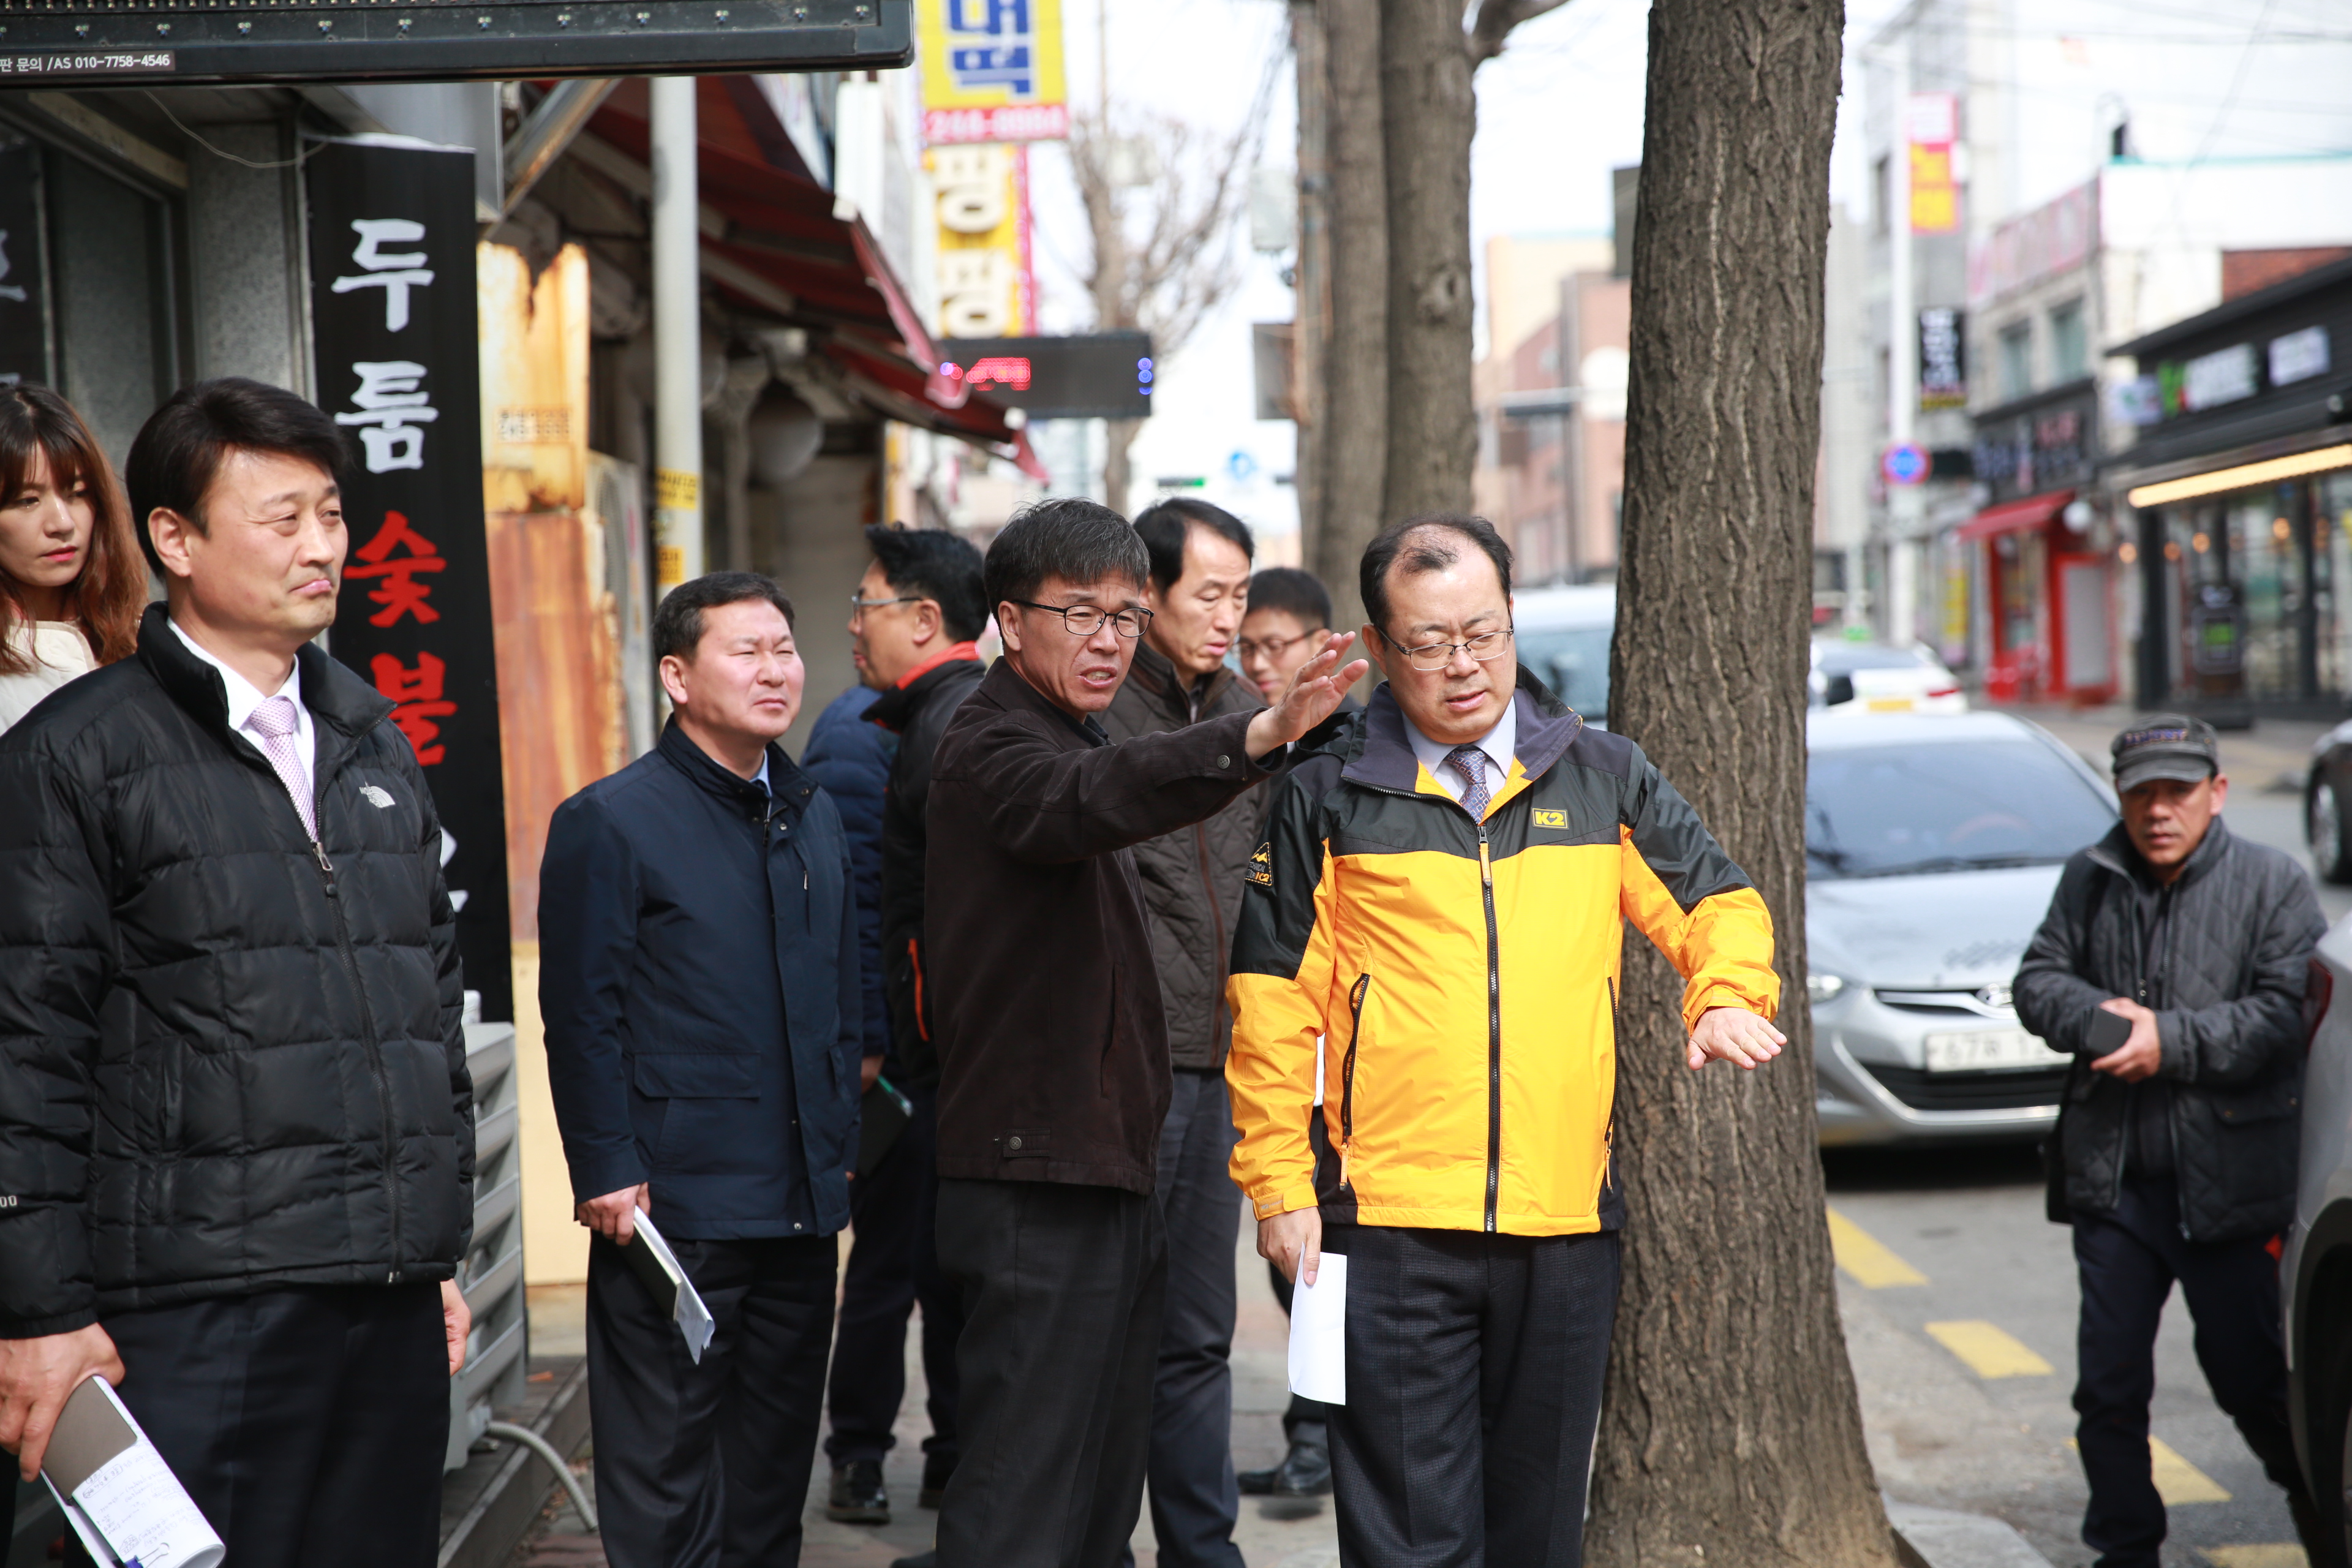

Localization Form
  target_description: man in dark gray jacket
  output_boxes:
[1099,498,1262,1568]
[0,380,472,1567]
[2016,715,2331,1568]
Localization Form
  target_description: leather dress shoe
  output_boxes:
[826,1459,889,1524]
[1270,1433,1333,1497]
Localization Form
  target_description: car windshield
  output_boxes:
[1807,739,2114,880]
[1516,625,1611,719]
[1816,644,1931,674]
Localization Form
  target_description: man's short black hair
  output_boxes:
[1133,497,1254,594]
[864,523,989,641]
[652,571,797,663]
[984,497,1150,613]
[125,377,351,576]
[1360,513,1514,639]
[1245,567,1333,632]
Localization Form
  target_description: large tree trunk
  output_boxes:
[1104,417,1139,514]
[1308,0,1388,633]
[1589,3,1891,1566]
[1378,0,1477,524]
[1289,0,1330,569]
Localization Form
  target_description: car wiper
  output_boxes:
[1806,843,1852,872]
[1849,854,2051,879]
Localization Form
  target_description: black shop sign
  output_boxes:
[1971,387,2097,507]
[307,137,513,1022]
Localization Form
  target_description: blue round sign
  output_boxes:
[1882,443,1930,486]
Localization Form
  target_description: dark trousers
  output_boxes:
[73,1283,447,1568]
[935,1177,1166,1568]
[2073,1175,2308,1568]
[1267,1259,1334,1439]
[1327,1224,1619,1568]
[826,1088,962,1468]
[1125,1069,1244,1568]
[586,1232,838,1568]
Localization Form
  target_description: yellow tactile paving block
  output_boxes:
[1826,1206,1929,1288]
[1925,1319,2054,1378]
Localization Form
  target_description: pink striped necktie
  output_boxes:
[246,694,316,840]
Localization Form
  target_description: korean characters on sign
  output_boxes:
[1907,92,1960,235]
[930,144,1035,339]
[331,219,439,473]
[916,0,1069,145]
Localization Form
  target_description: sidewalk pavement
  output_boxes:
[2006,701,2331,796]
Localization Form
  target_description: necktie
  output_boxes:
[246,694,316,840]
[1446,743,1491,821]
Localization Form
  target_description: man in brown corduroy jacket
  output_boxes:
[922,498,1363,1568]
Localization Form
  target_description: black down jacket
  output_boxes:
[0,606,472,1335]
[1099,642,1265,1071]
[2013,818,2323,1243]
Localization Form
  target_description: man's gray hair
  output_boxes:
[984,498,1150,611]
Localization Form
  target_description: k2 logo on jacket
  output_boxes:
[360,785,398,809]
[1247,842,1273,888]
[1531,808,1568,829]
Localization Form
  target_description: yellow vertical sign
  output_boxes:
[1908,92,1959,235]
[929,143,1035,338]
[918,0,1069,145]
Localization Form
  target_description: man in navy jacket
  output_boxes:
[540,572,861,1568]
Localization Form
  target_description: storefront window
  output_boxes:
[2159,480,2333,705]
[2326,471,2352,698]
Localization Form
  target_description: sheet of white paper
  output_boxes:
[43,1482,115,1568]
[1286,1250,1347,1405]
[62,1385,224,1568]
[633,1211,717,1363]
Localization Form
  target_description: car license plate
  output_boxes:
[1866,696,1915,712]
[1922,1029,2067,1072]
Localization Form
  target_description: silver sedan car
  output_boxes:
[1807,709,2118,1146]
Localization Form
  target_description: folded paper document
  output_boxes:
[624,1210,717,1363]
[1286,1250,1347,1405]
[41,1375,224,1568]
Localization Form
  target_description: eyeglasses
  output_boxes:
[1011,600,1154,639]
[1236,628,1327,662]
[848,592,922,620]
[1378,625,1514,673]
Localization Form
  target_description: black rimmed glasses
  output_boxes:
[1011,600,1155,639]
[1378,625,1513,673]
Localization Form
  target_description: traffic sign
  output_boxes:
[1226,450,1258,483]
[0,0,910,86]
[1882,443,1931,486]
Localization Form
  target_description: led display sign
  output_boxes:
[938,331,1153,420]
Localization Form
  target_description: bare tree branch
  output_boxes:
[1466,0,1572,66]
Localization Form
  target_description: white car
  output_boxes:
[1511,583,1616,725]
[1811,639,1967,715]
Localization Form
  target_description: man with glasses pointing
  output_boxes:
[921,499,1365,1568]
[1226,513,1784,1567]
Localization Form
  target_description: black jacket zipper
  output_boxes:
[1338,973,1370,1190]
[1477,816,1501,1233]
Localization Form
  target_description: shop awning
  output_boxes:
[1957,489,2075,544]
[582,80,1027,452]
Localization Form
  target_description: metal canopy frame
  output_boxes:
[0,0,909,86]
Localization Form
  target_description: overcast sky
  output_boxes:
[1016,0,2352,544]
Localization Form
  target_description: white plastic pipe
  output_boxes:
[650,75,703,597]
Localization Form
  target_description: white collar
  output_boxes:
[167,618,303,733]
[1403,693,1517,790]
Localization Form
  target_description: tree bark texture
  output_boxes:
[1378,0,1477,524]
[1289,0,1330,567]
[1308,0,1389,633]
[1589,3,1891,1566]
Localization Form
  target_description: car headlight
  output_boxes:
[1807,972,1848,1006]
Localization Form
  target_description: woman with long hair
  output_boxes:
[0,383,145,732]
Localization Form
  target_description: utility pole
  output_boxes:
[1885,36,1917,645]
[651,74,703,598]
[1291,0,1329,562]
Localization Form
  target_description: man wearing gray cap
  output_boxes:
[2016,715,2334,1568]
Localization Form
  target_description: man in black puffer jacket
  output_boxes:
[0,380,472,1567]
[2016,715,2331,1568]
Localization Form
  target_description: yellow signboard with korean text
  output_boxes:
[918,0,1069,144]
[929,143,1036,338]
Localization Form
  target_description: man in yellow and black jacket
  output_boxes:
[1225,513,1785,1567]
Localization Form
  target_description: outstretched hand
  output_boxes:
[1687,1006,1786,1071]
[1244,631,1370,759]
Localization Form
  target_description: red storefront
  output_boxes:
[1966,379,2116,705]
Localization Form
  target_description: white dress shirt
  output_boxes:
[1402,693,1517,805]
[170,619,316,794]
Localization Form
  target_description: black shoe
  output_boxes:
[889,1555,938,1568]
[1237,1463,1280,1496]
[826,1460,889,1524]
[1273,1434,1333,1498]
[919,1451,957,1509]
